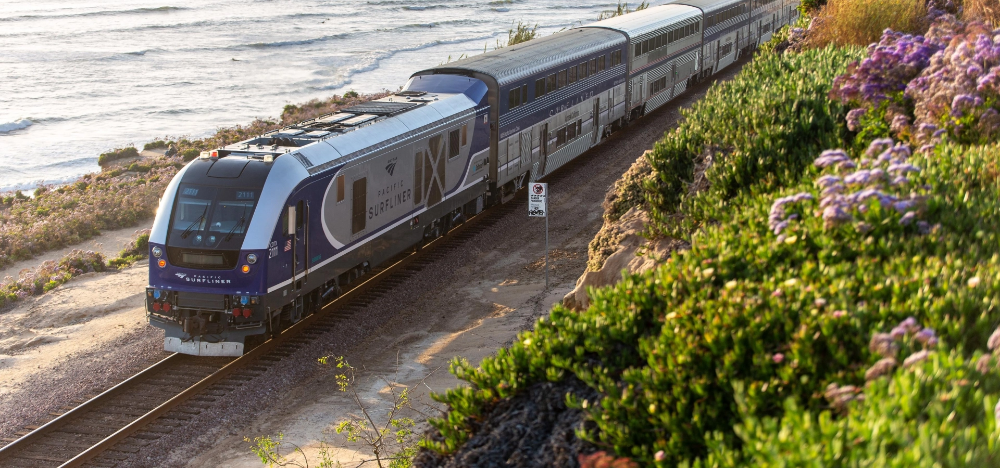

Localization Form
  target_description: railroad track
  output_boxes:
[0,200,519,468]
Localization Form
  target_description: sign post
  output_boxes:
[528,183,548,288]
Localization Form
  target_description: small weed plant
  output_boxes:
[248,356,436,468]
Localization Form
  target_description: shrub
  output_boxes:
[423,137,1000,466]
[0,249,106,309]
[142,140,170,151]
[107,230,151,269]
[809,0,928,48]
[643,44,862,240]
[699,343,1000,466]
[97,146,139,166]
[180,148,200,161]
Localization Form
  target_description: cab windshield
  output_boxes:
[167,184,260,250]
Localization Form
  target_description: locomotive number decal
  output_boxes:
[269,240,279,259]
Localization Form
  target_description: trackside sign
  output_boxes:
[528,183,547,217]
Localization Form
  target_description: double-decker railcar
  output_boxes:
[145,1,800,356]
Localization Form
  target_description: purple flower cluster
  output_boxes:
[769,139,930,238]
[906,19,1000,142]
[831,28,946,108]
[866,317,938,383]
[826,11,1000,145]
[768,192,813,237]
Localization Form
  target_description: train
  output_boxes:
[145,0,801,356]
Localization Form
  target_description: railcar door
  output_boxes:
[539,123,548,177]
[592,97,600,145]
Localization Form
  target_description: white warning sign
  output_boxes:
[528,183,547,217]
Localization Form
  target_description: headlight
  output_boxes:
[152,246,163,258]
[246,253,257,264]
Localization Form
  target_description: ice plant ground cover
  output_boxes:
[419,15,1000,468]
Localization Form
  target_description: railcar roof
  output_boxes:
[578,5,703,39]
[661,0,745,14]
[417,28,624,88]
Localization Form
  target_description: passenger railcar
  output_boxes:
[145,1,800,356]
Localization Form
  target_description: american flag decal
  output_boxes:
[284,239,292,251]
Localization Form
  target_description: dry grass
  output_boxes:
[809,0,927,47]
[963,0,1000,26]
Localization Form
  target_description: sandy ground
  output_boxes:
[0,223,165,441]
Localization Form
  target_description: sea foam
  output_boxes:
[0,119,32,134]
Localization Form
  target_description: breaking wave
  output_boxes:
[0,119,32,134]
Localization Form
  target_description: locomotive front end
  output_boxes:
[146,156,274,356]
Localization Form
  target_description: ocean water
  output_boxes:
[0,0,641,192]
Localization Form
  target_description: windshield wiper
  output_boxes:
[180,207,208,239]
[224,206,249,242]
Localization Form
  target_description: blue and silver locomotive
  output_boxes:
[145,0,799,356]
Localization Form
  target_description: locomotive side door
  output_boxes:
[287,200,307,290]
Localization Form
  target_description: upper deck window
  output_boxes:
[508,88,521,109]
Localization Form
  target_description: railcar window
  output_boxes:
[449,129,461,159]
[579,62,588,79]
[567,122,576,140]
[521,84,527,105]
[634,43,641,58]
[598,55,606,71]
[535,78,545,98]
[654,35,661,49]
[336,175,345,203]
[295,200,304,230]
[461,124,467,146]
[568,66,577,84]
[557,70,567,88]
[577,119,582,136]
[547,74,556,93]
[413,151,423,205]
[556,127,567,147]
[351,178,366,234]
[650,76,668,94]
[610,51,619,67]
[591,57,598,73]
[508,88,519,109]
